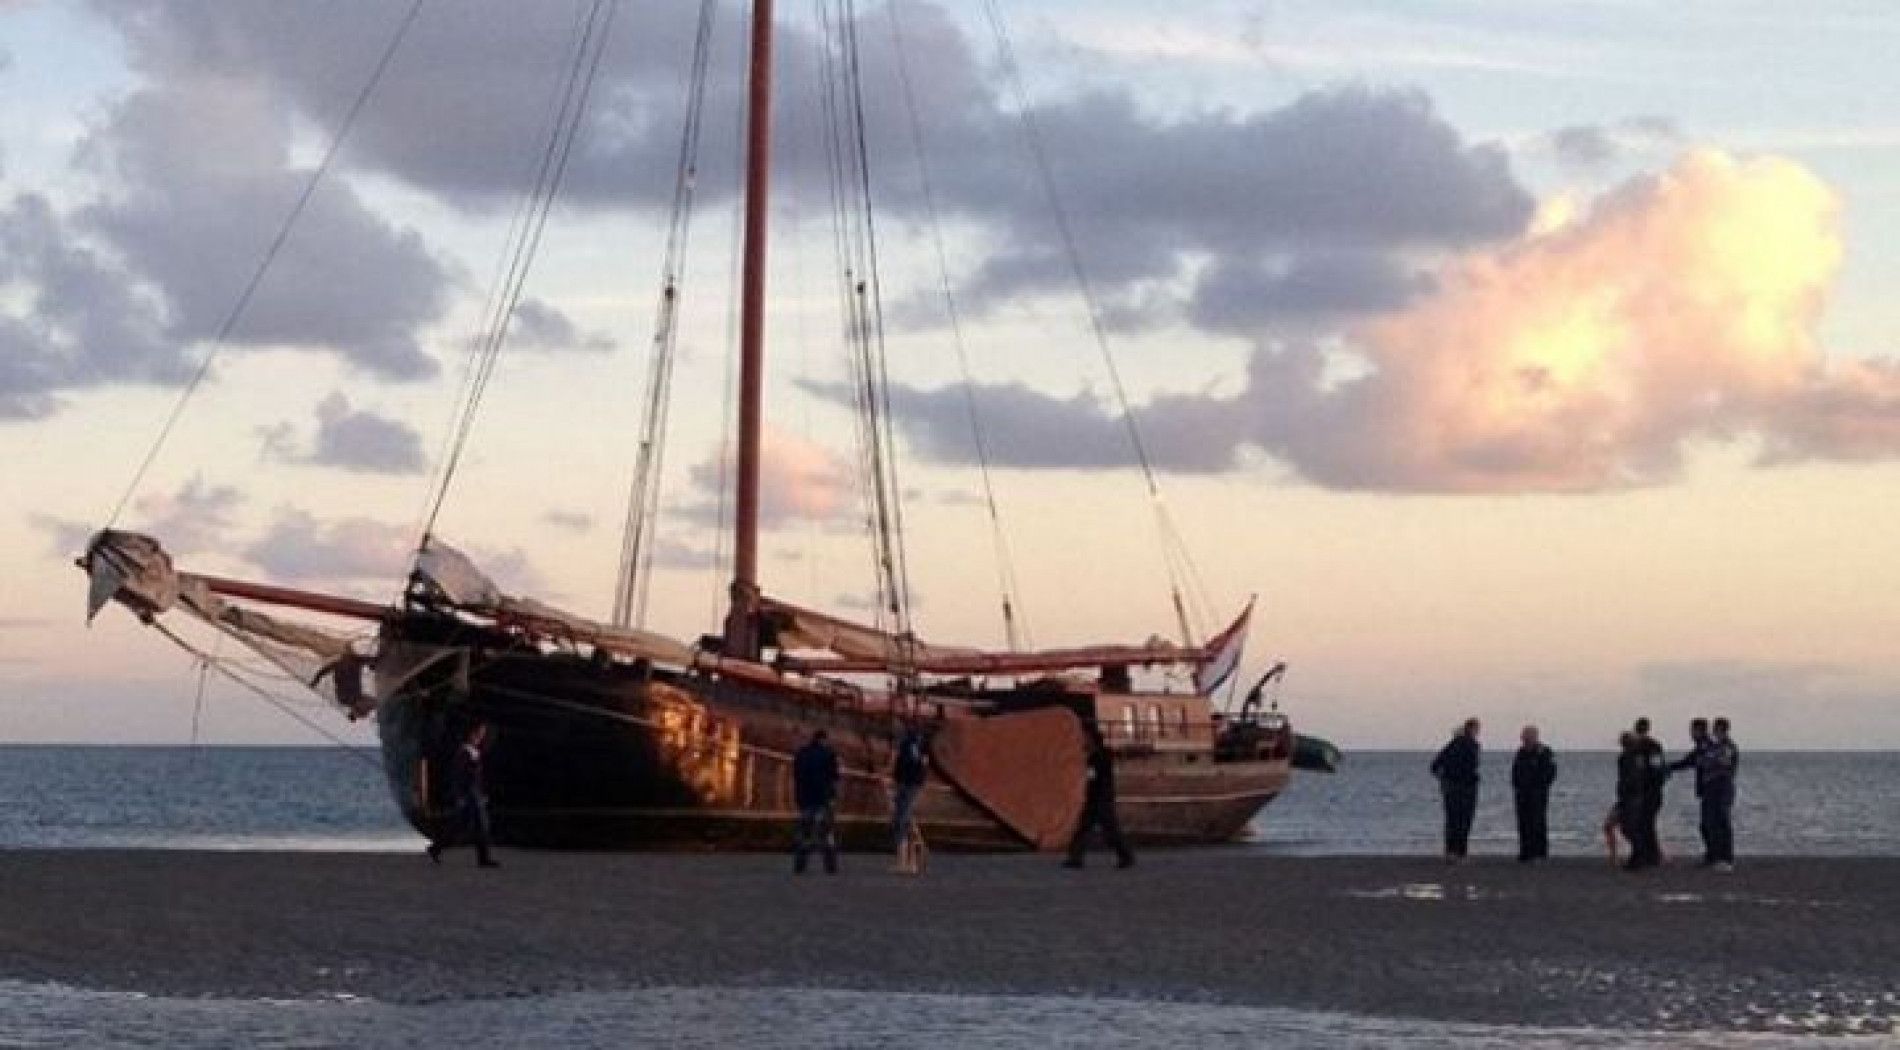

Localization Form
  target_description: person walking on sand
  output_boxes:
[1704,718,1741,871]
[793,728,842,875]
[1670,718,1717,865]
[890,724,929,875]
[428,722,499,868]
[1063,721,1134,869]
[1430,718,1482,863]
[1511,725,1557,863]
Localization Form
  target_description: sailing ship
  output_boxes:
[79,1,1302,852]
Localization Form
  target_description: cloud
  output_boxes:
[0,193,189,419]
[680,428,853,528]
[26,513,95,557]
[872,150,1900,491]
[131,476,245,555]
[541,509,594,534]
[510,298,615,354]
[84,4,1530,334]
[241,508,412,584]
[649,537,719,570]
[261,392,426,474]
[1545,115,1683,171]
[1633,659,1900,748]
[76,79,449,379]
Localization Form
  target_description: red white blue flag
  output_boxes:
[1194,600,1254,695]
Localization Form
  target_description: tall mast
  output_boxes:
[724,0,774,659]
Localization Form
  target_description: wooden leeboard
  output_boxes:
[930,707,1088,850]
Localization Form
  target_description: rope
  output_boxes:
[884,1,1030,651]
[419,0,619,546]
[153,621,383,771]
[106,0,427,529]
[978,0,1209,643]
[614,0,720,628]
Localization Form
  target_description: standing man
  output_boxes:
[1430,718,1482,863]
[1063,720,1135,870]
[793,729,842,874]
[890,724,929,875]
[1510,725,1557,863]
[1705,718,1741,871]
[428,721,499,869]
[1670,718,1715,864]
[1628,717,1669,869]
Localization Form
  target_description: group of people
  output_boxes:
[789,717,1136,875]
[1430,716,1741,870]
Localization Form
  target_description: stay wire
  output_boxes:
[884,0,1028,651]
[106,0,427,530]
[614,0,719,628]
[979,0,1205,642]
[420,0,618,547]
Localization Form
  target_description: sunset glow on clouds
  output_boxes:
[1262,149,1886,491]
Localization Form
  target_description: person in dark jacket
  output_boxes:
[1611,729,1641,869]
[1669,718,1715,864]
[1063,721,1134,869]
[793,729,842,874]
[428,722,498,868]
[1628,717,1669,869]
[890,726,929,875]
[1510,725,1557,863]
[1429,718,1482,862]
[1704,718,1741,870]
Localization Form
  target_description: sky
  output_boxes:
[2,1,1898,750]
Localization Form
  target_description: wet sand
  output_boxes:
[1,850,1894,1035]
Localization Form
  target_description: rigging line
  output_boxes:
[814,0,886,628]
[105,0,427,531]
[420,0,619,545]
[708,10,752,633]
[151,621,383,771]
[841,0,916,655]
[615,0,719,628]
[883,0,1027,651]
[413,5,595,561]
[978,0,1203,643]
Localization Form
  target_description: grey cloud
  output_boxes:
[510,298,615,354]
[1188,252,1434,333]
[77,81,448,379]
[27,513,95,557]
[89,3,1532,337]
[649,537,718,570]
[1546,116,1683,171]
[1633,659,1899,749]
[263,392,426,474]
[131,476,245,555]
[809,377,1246,474]
[0,193,188,419]
[542,509,594,533]
[242,508,410,583]
[1549,124,1617,169]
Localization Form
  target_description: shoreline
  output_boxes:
[2,850,1896,1035]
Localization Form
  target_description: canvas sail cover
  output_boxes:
[413,537,698,668]
[84,530,372,716]
[767,595,1257,688]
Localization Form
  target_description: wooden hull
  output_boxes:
[374,623,1288,852]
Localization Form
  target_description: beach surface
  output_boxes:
[0,850,1894,1036]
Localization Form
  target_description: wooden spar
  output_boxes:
[723,0,774,660]
[778,643,1211,678]
[194,574,393,622]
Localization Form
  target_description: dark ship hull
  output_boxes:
[376,614,1290,852]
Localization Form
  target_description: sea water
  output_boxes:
[2,746,1896,857]
[0,981,1877,1049]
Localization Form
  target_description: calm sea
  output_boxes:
[2,746,1894,1048]
[1,746,1895,857]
